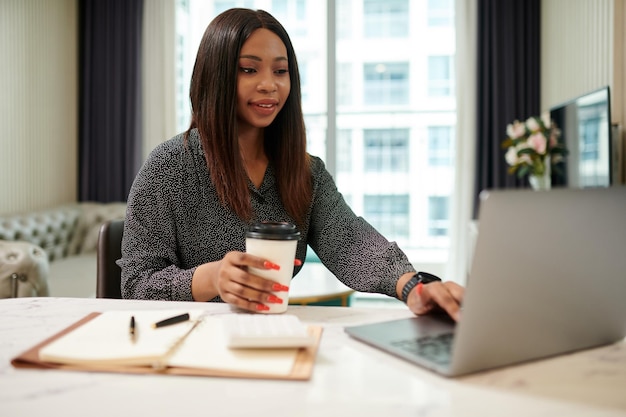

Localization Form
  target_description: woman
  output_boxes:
[119,8,463,320]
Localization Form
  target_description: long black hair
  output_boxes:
[185,8,311,226]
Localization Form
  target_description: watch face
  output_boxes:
[417,272,442,284]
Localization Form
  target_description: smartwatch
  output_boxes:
[401,272,442,303]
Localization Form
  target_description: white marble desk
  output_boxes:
[1,297,625,417]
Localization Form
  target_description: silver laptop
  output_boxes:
[345,186,626,377]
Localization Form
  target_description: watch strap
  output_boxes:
[401,272,442,302]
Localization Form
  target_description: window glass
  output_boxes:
[364,195,410,238]
[363,0,409,38]
[428,55,453,97]
[176,0,456,266]
[363,63,410,105]
[427,0,454,27]
[428,195,449,237]
[363,129,409,173]
[428,126,454,166]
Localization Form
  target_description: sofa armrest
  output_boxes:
[0,240,50,298]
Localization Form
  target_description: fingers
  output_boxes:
[407,281,464,322]
[215,252,289,312]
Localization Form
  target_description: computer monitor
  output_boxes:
[550,86,612,188]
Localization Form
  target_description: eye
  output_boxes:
[275,68,289,75]
[240,67,256,74]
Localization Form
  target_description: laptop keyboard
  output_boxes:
[391,332,454,365]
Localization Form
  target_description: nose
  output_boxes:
[257,70,277,93]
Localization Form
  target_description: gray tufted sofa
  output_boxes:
[0,202,126,298]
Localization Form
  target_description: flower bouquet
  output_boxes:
[502,112,568,189]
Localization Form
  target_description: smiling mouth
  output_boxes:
[250,102,278,117]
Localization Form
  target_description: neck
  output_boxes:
[238,128,268,189]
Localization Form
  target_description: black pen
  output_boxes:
[152,313,190,329]
[129,315,136,343]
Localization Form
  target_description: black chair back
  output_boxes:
[96,219,124,298]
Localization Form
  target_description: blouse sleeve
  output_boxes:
[118,139,195,301]
[306,156,415,298]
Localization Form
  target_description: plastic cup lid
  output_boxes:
[246,221,301,240]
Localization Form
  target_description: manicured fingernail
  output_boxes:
[294,259,302,266]
[272,283,289,292]
[416,282,424,296]
[256,304,270,311]
[268,295,283,304]
[263,261,281,270]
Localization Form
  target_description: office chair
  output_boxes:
[96,219,124,298]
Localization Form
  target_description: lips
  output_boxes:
[250,99,279,116]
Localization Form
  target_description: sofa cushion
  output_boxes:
[68,202,127,255]
[0,206,81,262]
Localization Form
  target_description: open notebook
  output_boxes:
[12,309,322,380]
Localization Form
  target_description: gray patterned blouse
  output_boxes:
[119,129,415,301]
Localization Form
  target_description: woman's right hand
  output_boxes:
[191,251,289,312]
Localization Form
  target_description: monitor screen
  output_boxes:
[550,86,612,188]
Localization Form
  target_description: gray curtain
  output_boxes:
[473,0,541,217]
[79,0,144,202]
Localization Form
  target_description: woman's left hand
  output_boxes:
[406,280,464,322]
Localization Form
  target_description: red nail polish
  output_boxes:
[256,304,270,311]
[272,283,289,292]
[416,282,424,296]
[263,261,281,270]
[294,259,302,266]
[268,295,283,304]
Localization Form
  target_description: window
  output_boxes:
[428,196,449,237]
[428,126,454,166]
[428,0,454,27]
[363,0,409,38]
[363,129,409,173]
[428,55,454,97]
[337,129,353,173]
[176,0,456,272]
[363,62,410,105]
[364,195,410,238]
[337,63,353,107]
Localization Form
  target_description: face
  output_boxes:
[236,28,291,132]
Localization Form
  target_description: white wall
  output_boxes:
[0,0,78,215]
[541,0,625,182]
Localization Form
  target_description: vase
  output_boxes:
[529,173,551,190]
[528,156,551,190]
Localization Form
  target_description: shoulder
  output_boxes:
[148,130,202,163]
[308,154,329,177]
[132,130,203,190]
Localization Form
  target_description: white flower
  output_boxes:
[541,111,551,128]
[506,121,526,139]
[526,117,540,132]
[505,146,519,165]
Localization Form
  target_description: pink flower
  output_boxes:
[527,133,547,154]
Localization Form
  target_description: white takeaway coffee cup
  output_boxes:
[246,221,301,314]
